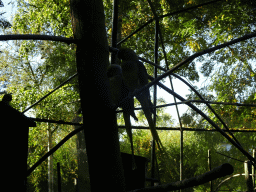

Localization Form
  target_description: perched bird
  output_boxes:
[107,64,137,169]
[117,48,163,150]
[107,64,138,121]
[2,93,12,105]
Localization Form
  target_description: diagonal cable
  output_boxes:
[22,73,78,113]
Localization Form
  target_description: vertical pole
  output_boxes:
[47,124,53,192]
[253,149,255,189]
[151,18,159,186]
[111,0,119,64]
[157,17,184,186]
[168,63,183,192]
[150,140,156,186]
[57,163,62,192]
[208,149,212,191]
[245,160,254,192]
[180,128,183,190]
[169,77,183,190]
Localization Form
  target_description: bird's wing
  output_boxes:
[121,60,139,91]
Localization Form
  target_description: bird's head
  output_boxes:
[117,48,138,61]
[107,64,122,78]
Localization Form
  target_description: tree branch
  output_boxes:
[131,163,233,192]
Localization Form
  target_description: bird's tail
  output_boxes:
[137,94,180,176]
[123,112,137,170]
[137,95,164,150]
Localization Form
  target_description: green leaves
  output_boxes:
[5,0,256,190]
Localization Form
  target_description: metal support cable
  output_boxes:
[111,0,119,64]
[146,1,160,185]
[157,21,184,182]
[117,68,256,165]
[152,17,159,186]
[119,32,256,150]
[118,125,256,132]
[27,126,84,176]
[110,42,254,148]
[30,117,82,126]
[22,73,78,113]
[215,151,244,163]
[147,78,256,166]
[116,0,222,46]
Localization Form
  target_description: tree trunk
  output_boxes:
[70,0,126,191]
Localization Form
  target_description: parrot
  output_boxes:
[107,64,138,121]
[107,64,137,169]
[117,48,164,151]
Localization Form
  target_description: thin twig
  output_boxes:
[215,151,244,163]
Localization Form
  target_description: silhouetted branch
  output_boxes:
[0,34,77,44]
[30,117,82,126]
[154,100,256,108]
[118,126,256,132]
[141,31,256,94]
[145,76,256,165]
[131,163,233,192]
[27,126,84,176]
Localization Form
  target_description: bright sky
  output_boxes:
[1,0,15,21]
[157,77,190,122]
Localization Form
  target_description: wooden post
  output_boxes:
[244,160,254,192]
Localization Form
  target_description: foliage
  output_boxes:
[2,0,79,189]
[5,83,80,191]
[3,0,256,191]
